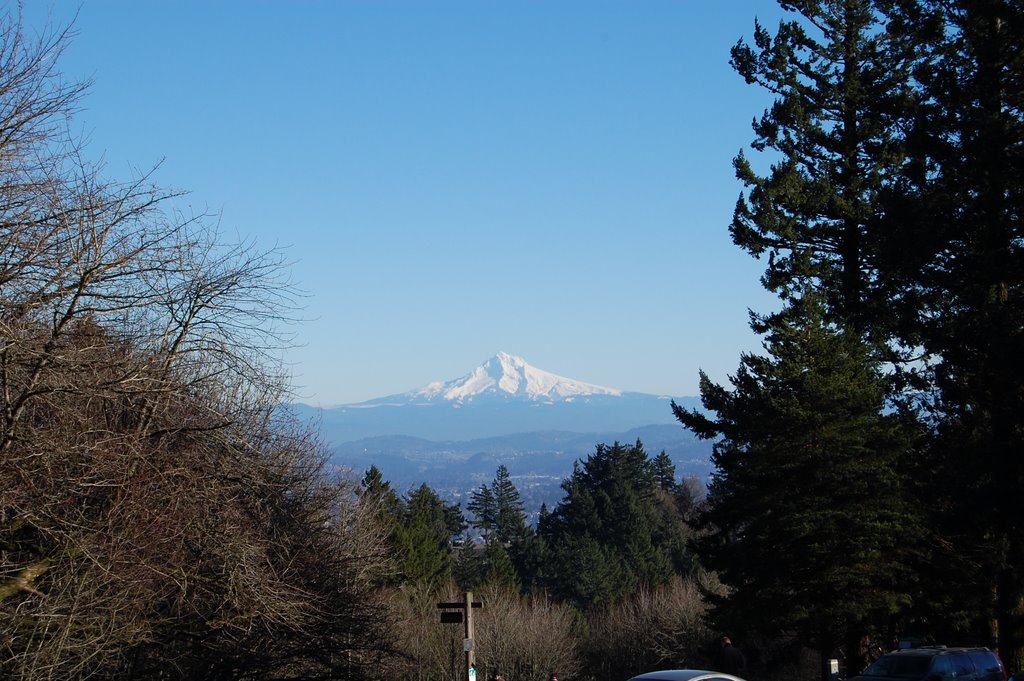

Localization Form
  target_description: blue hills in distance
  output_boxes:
[292,352,710,502]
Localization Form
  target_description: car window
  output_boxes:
[951,654,975,677]
[862,654,932,678]
[929,656,954,680]
[968,651,1001,678]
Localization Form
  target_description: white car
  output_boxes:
[629,671,748,681]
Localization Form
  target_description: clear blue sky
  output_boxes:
[27,1,785,406]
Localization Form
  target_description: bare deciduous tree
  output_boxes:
[473,583,582,681]
[585,576,714,681]
[388,581,582,681]
[0,10,396,680]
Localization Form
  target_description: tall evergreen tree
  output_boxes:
[507,529,548,592]
[468,483,497,542]
[488,465,548,592]
[483,542,519,589]
[466,465,537,591]
[881,0,1024,666]
[724,3,936,671]
[651,450,678,492]
[367,481,464,593]
[453,538,484,591]
[730,0,914,339]
[492,464,528,545]
[675,297,923,678]
[360,465,403,520]
[401,484,464,590]
[539,441,687,609]
[359,465,405,585]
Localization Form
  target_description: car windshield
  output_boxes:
[861,654,932,678]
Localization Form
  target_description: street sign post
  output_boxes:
[436,592,482,681]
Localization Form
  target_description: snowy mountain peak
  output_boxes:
[409,352,622,402]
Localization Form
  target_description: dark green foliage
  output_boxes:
[469,465,529,546]
[546,534,626,608]
[360,465,404,531]
[720,2,950,673]
[492,464,529,545]
[463,465,537,592]
[538,441,691,609]
[468,483,497,542]
[730,0,915,338]
[506,530,548,592]
[358,474,464,593]
[453,539,484,590]
[396,484,463,589]
[879,0,1024,665]
[361,464,394,501]
[483,542,519,589]
[675,297,923,663]
[651,450,678,492]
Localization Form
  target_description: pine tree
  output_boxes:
[492,464,528,545]
[730,0,915,338]
[547,534,625,608]
[466,465,536,591]
[507,530,548,592]
[538,441,685,609]
[360,465,403,520]
[392,484,464,592]
[651,450,677,492]
[468,483,497,543]
[881,0,1024,665]
[483,542,519,589]
[450,544,478,595]
[358,465,405,585]
[723,4,936,672]
[675,297,922,677]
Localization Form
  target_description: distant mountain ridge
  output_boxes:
[292,353,709,509]
[329,424,714,485]
[327,421,712,497]
[296,352,697,443]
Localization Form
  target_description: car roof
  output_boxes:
[886,646,994,656]
[629,670,748,681]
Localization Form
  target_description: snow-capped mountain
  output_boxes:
[403,352,621,403]
[286,354,709,513]
[296,352,697,443]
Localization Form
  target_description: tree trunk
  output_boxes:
[998,561,1024,676]
[819,629,836,681]
[844,630,871,680]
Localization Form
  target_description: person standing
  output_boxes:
[715,636,746,676]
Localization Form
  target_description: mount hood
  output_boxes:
[299,353,694,442]
[377,351,621,404]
